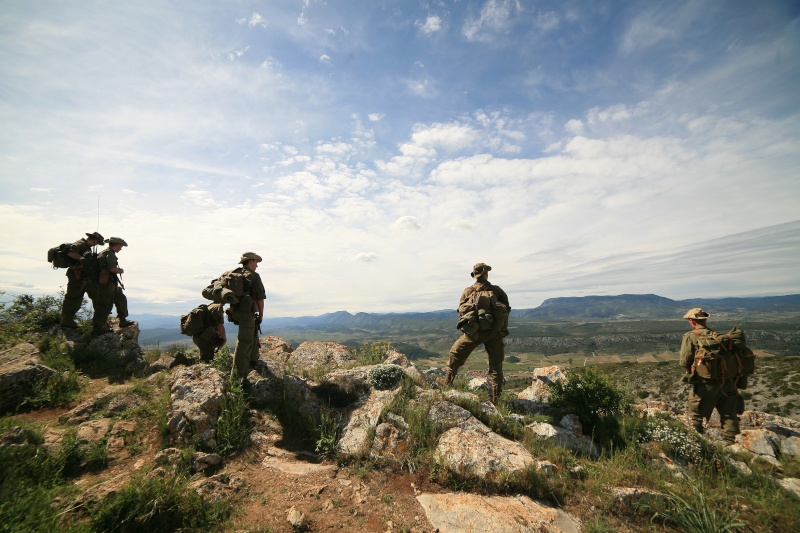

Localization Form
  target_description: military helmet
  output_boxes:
[471,262,492,278]
[239,252,263,264]
[106,237,128,247]
[683,308,710,320]
[85,231,105,243]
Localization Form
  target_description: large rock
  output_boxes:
[87,324,146,374]
[416,493,580,533]
[0,343,55,412]
[257,336,294,377]
[517,365,567,402]
[436,417,537,481]
[287,341,356,373]
[166,364,228,450]
[526,415,600,458]
[338,387,403,457]
[381,349,424,382]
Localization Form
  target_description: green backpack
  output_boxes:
[47,243,73,269]
[80,251,101,281]
[201,269,250,304]
[457,285,509,336]
[180,305,211,336]
[691,327,756,386]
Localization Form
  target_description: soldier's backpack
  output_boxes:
[691,326,756,387]
[80,251,101,281]
[457,285,509,336]
[47,243,73,269]
[180,305,211,336]
[201,268,250,304]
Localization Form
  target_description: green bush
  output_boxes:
[215,376,252,457]
[549,368,634,448]
[367,364,405,390]
[90,474,229,532]
[0,293,64,348]
[355,341,391,366]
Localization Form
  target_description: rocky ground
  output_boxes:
[2,321,799,532]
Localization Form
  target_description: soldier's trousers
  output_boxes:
[61,269,86,325]
[90,282,127,332]
[445,330,505,395]
[233,312,259,380]
[193,327,220,362]
[687,380,742,443]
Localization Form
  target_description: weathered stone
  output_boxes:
[287,341,355,372]
[73,473,130,512]
[735,429,780,463]
[612,487,665,511]
[517,365,567,402]
[339,387,403,457]
[87,324,146,374]
[76,418,113,444]
[106,392,144,417]
[436,419,537,481]
[166,364,228,450]
[257,336,294,377]
[370,422,406,462]
[154,447,184,467]
[59,385,129,424]
[467,377,491,394]
[286,505,309,530]
[261,446,338,475]
[189,473,244,504]
[778,478,800,499]
[245,368,282,406]
[780,435,800,460]
[416,493,580,533]
[382,349,424,382]
[428,401,473,431]
[192,451,222,473]
[0,343,54,412]
[526,415,600,458]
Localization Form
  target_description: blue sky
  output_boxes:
[1,0,799,317]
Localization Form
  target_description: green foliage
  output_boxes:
[0,293,69,354]
[20,336,83,408]
[314,407,341,459]
[646,478,745,532]
[89,473,229,532]
[355,341,391,366]
[628,415,704,464]
[367,364,405,390]
[215,376,252,457]
[549,368,634,448]
[210,345,233,374]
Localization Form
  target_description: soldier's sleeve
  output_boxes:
[457,287,472,308]
[679,333,695,371]
[251,273,267,300]
[105,251,119,270]
[496,286,510,308]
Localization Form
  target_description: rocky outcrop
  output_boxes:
[0,343,54,412]
[526,415,600,458]
[416,493,581,533]
[166,364,228,450]
[87,323,147,374]
[518,365,567,402]
[287,341,356,373]
[339,387,404,457]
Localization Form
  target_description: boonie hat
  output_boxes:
[85,232,105,242]
[471,263,492,278]
[106,237,128,246]
[239,252,263,264]
[683,308,710,320]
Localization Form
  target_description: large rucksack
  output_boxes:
[201,268,250,304]
[691,326,756,387]
[180,305,211,336]
[80,251,101,281]
[457,285,509,337]
[47,243,73,269]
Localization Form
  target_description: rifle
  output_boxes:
[113,272,126,291]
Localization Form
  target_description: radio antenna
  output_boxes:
[97,195,101,232]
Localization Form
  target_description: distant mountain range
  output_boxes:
[136,294,800,345]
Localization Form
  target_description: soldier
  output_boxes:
[231,252,266,380]
[440,263,511,404]
[192,303,227,362]
[680,307,743,444]
[89,237,133,335]
[60,231,104,328]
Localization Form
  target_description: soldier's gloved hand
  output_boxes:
[256,315,262,325]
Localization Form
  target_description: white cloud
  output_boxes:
[416,15,442,35]
[462,0,522,42]
[353,251,379,263]
[30,188,51,193]
[391,216,422,232]
[535,11,559,32]
[237,12,267,28]
[319,54,332,66]
[368,113,384,122]
[182,189,216,207]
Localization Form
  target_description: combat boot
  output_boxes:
[436,369,454,387]
[118,318,135,328]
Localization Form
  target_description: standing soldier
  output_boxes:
[440,263,510,404]
[60,231,104,328]
[89,237,133,335]
[680,308,743,444]
[231,252,266,380]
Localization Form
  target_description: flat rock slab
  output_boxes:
[261,446,338,476]
[416,493,580,533]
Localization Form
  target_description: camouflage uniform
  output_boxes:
[680,308,742,443]
[60,232,103,327]
[232,252,266,380]
[192,303,226,362]
[89,237,129,334]
[443,263,510,402]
